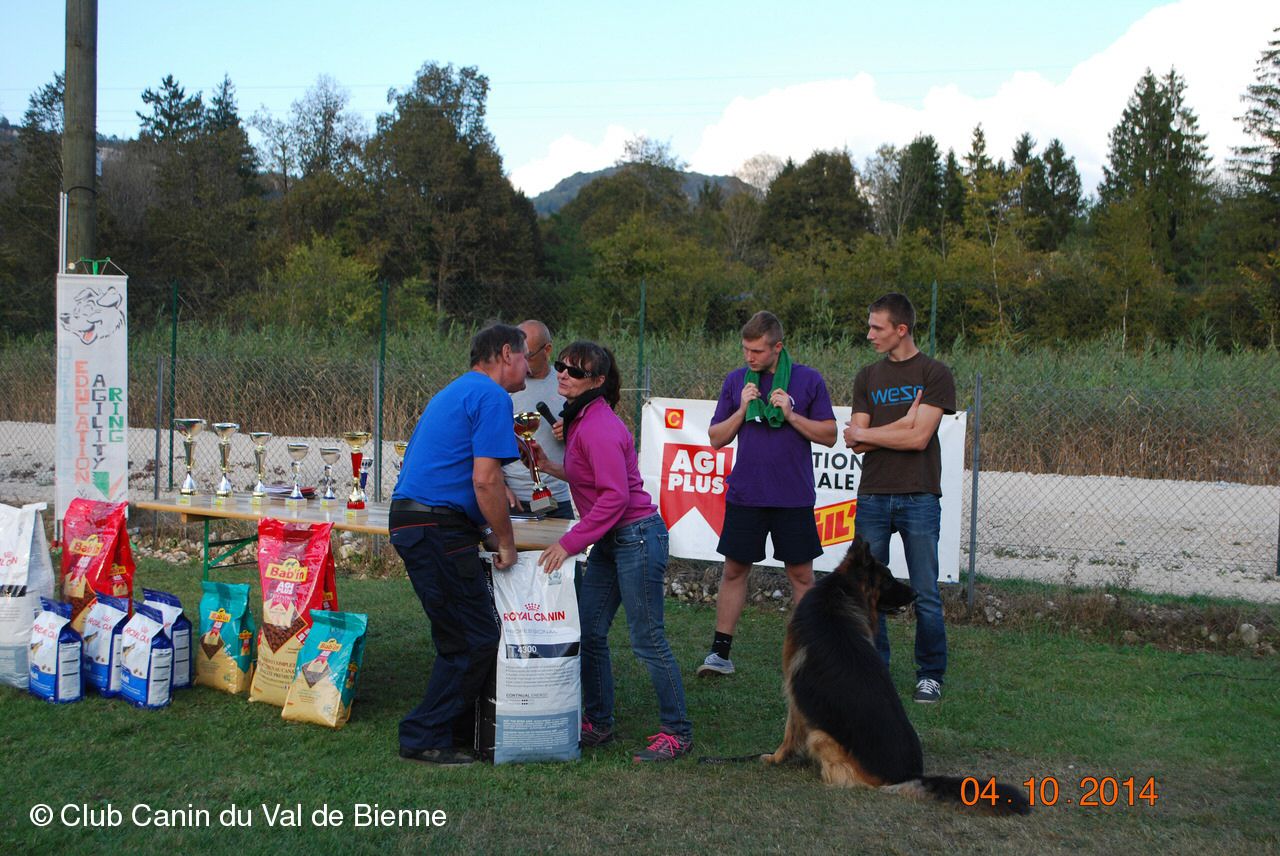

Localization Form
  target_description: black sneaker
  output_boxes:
[913,678,942,704]
[580,719,615,747]
[399,746,477,766]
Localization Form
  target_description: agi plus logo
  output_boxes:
[659,444,734,533]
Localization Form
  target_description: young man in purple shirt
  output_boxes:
[698,311,837,676]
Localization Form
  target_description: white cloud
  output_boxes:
[686,0,1274,194]
[508,125,634,196]
[509,0,1275,198]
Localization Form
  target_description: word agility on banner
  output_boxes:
[639,397,966,580]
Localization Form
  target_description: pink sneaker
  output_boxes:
[632,731,692,762]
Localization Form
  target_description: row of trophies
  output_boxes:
[172,419,407,510]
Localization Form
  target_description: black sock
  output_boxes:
[712,632,733,660]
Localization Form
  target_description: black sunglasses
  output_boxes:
[554,360,594,379]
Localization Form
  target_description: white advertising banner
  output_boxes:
[55,274,129,523]
[639,397,965,581]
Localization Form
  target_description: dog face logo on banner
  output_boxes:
[659,444,734,533]
[59,287,126,346]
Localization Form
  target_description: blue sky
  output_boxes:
[1,1,1274,195]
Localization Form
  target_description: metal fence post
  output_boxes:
[153,354,164,546]
[373,356,383,501]
[635,277,646,444]
[966,372,982,612]
[929,280,938,358]
[167,281,178,490]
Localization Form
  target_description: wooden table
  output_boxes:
[135,495,573,579]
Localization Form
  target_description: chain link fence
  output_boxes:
[1,279,1277,604]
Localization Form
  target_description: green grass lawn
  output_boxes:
[2,558,1277,855]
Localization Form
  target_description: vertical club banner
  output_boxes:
[55,273,129,522]
[640,397,965,581]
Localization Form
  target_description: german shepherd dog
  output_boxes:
[762,536,1030,816]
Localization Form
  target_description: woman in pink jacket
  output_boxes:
[536,341,693,762]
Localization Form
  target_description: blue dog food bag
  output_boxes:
[81,593,130,696]
[143,588,192,690]
[119,603,173,709]
[282,610,368,729]
[29,597,82,703]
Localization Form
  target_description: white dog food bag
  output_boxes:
[142,588,193,690]
[29,597,82,703]
[490,551,581,764]
[119,603,174,709]
[81,593,130,696]
[0,502,55,689]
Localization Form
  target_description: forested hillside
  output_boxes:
[1,39,1278,349]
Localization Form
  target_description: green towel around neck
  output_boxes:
[744,347,792,428]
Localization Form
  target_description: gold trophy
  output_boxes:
[393,440,408,472]
[212,422,240,501]
[174,418,206,502]
[286,442,310,506]
[514,411,557,515]
[342,431,372,511]
[319,446,342,506]
[249,432,272,503]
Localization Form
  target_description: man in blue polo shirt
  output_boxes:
[390,323,528,765]
[697,311,837,677]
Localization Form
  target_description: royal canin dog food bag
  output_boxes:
[0,502,55,689]
[119,602,173,710]
[490,551,581,764]
[60,498,135,633]
[80,593,130,696]
[195,581,257,695]
[249,519,337,707]
[29,597,82,703]
[142,589,193,690]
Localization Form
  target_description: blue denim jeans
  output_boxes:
[856,493,947,682]
[578,513,692,740]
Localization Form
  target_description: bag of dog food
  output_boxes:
[195,581,256,695]
[249,519,337,706]
[60,498,135,633]
[282,610,368,729]
[119,603,173,709]
[142,588,193,690]
[81,593,129,696]
[491,551,581,764]
[29,597,82,703]
[0,502,55,689]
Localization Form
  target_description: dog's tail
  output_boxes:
[883,775,1031,816]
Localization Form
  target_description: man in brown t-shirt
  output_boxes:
[845,293,956,704]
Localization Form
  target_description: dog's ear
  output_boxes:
[843,534,871,570]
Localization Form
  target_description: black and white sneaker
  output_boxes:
[913,678,942,704]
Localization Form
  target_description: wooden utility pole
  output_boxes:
[62,0,97,269]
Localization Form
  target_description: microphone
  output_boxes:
[536,401,558,425]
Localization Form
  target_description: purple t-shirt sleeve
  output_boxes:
[711,371,739,426]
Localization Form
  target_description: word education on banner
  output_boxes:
[55,273,129,522]
[639,397,966,581]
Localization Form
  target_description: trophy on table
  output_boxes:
[341,431,372,511]
[393,440,408,472]
[285,442,310,505]
[174,418,206,502]
[319,446,342,506]
[212,422,240,501]
[248,432,272,503]
[514,411,558,515]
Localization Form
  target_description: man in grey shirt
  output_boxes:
[503,319,574,519]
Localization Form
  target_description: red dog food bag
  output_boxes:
[248,519,338,707]
[60,499,135,633]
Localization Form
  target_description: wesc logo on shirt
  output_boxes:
[659,443,734,533]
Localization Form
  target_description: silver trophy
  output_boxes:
[249,432,272,502]
[212,422,240,499]
[319,446,342,506]
[393,440,408,472]
[286,442,310,504]
[174,418,206,499]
